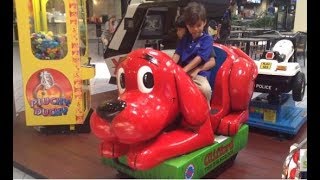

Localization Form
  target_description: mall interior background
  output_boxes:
[13,0,307,42]
[12,0,307,178]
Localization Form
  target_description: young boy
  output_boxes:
[207,19,219,40]
[101,15,118,48]
[172,2,216,102]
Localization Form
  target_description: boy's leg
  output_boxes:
[193,75,212,102]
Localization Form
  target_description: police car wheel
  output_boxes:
[292,72,305,101]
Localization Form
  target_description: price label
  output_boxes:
[263,109,276,123]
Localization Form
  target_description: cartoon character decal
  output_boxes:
[26,68,73,117]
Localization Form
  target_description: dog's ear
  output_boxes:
[174,66,210,128]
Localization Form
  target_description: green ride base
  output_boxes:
[101,124,249,179]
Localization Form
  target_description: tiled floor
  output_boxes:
[13,42,307,179]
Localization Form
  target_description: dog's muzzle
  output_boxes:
[96,99,126,122]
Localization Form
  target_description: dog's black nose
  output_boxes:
[96,99,126,122]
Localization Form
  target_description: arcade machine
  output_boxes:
[15,0,95,134]
[248,36,307,137]
[89,1,258,178]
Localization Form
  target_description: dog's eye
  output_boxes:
[137,66,154,93]
[143,72,154,88]
[117,68,126,94]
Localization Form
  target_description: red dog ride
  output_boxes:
[90,43,258,170]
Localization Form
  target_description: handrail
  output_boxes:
[261,30,305,39]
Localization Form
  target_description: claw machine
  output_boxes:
[15,0,95,134]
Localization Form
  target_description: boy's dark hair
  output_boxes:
[183,2,207,26]
[101,15,109,24]
[175,15,186,28]
[208,19,218,30]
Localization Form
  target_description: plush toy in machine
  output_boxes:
[31,31,67,60]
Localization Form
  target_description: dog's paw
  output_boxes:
[125,143,161,170]
[217,111,248,136]
[126,151,160,170]
[100,141,129,158]
[216,120,240,136]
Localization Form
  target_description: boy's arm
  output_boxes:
[197,48,216,72]
[188,36,216,77]
[183,55,202,73]
[189,57,216,78]
[198,57,216,71]
[172,39,184,63]
[172,53,181,64]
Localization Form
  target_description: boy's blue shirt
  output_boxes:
[175,32,213,80]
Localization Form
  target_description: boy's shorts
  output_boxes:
[193,75,212,102]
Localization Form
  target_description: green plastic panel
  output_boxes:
[102,124,249,179]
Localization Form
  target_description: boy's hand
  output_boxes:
[188,68,200,79]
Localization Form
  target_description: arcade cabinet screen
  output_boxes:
[139,11,165,40]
